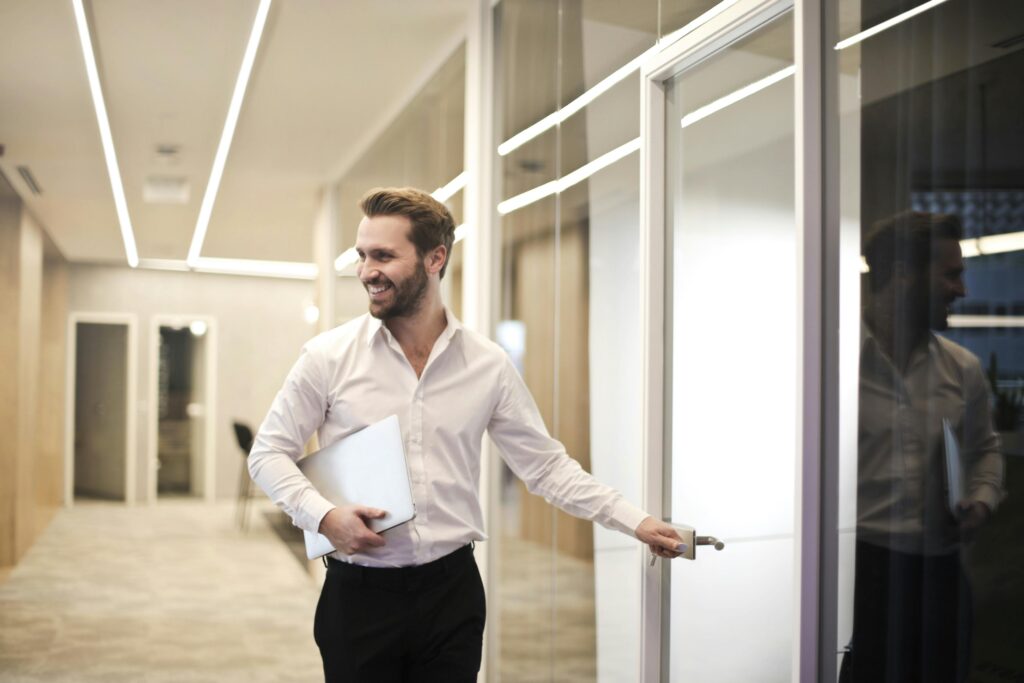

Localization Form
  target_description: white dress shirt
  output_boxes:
[249,309,648,567]
[858,328,1004,555]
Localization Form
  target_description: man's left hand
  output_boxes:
[635,516,685,558]
[957,500,991,542]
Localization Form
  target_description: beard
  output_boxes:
[365,260,429,320]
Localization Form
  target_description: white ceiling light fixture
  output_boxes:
[496,0,740,157]
[835,0,951,51]
[497,137,641,216]
[189,320,208,336]
[432,172,467,203]
[949,315,1024,328]
[187,0,273,266]
[71,0,139,268]
[680,65,795,129]
[304,304,320,325]
[190,256,316,280]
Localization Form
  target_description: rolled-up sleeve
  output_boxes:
[487,357,649,537]
[963,359,1006,512]
[248,344,336,533]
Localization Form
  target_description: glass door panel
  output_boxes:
[663,9,796,681]
[830,0,1024,680]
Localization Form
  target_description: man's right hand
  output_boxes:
[318,506,387,554]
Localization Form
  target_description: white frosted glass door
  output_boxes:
[662,10,797,681]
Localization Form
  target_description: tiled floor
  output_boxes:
[0,500,322,683]
[0,500,602,682]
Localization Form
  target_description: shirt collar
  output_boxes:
[363,307,463,348]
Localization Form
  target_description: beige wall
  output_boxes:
[68,265,326,501]
[0,197,66,567]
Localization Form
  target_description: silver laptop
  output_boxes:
[297,414,416,559]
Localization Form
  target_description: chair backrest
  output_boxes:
[232,421,254,455]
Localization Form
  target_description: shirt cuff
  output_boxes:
[298,494,337,535]
[970,483,1004,513]
[605,499,651,538]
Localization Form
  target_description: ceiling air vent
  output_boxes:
[17,166,42,195]
[143,176,190,204]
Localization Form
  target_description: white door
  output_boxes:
[641,1,799,679]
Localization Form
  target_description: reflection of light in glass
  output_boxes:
[189,320,208,336]
[860,231,1024,274]
[304,304,320,325]
[432,172,467,203]
[835,0,951,51]
[680,66,795,130]
[949,315,1024,328]
[497,137,641,215]
[496,0,741,156]
[496,320,526,374]
[72,0,138,267]
[188,0,273,265]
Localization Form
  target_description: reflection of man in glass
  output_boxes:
[846,211,1005,682]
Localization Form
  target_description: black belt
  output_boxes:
[325,544,475,592]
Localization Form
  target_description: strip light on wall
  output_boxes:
[497,137,641,216]
[834,0,951,50]
[187,0,272,266]
[72,0,139,268]
[680,65,795,129]
[138,256,315,280]
[496,0,740,157]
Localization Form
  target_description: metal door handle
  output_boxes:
[696,535,725,551]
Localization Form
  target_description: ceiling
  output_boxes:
[0,0,468,266]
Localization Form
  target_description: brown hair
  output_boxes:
[359,187,456,279]
[863,211,963,291]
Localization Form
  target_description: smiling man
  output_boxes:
[248,187,682,682]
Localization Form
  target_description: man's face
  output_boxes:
[355,215,429,320]
[926,238,967,330]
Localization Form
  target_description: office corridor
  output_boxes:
[0,501,321,683]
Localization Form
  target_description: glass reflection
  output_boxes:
[835,0,1024,680]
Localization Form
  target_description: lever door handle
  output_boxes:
[696,535,725,551]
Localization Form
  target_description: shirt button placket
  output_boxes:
[411,385,429,562]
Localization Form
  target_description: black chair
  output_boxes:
[233,421,255,531]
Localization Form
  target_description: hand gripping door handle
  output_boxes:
[654,525,726,561]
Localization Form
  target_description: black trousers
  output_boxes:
[841,540,972,683]
[314,545,485,683]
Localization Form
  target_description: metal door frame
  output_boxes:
[636,0,829,679]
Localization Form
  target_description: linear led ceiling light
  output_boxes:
[187,0,272,266]
[497,137,641,216]
[190,256,316,280]
[496,0,739,157]
[835,0,950,50]
[433,172,467,203]
[681,65,795,129]
[960,231,1024,258]
[72,0,139,268]
[949,315,1024,328]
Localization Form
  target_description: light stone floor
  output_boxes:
[0,500,322,683]
[0,501,602,683]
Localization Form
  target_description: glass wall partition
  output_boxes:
[493,1,719,680]
[661,8,796,681]
[829,0,1024,681]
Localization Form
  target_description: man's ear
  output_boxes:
[425,245,448,276]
